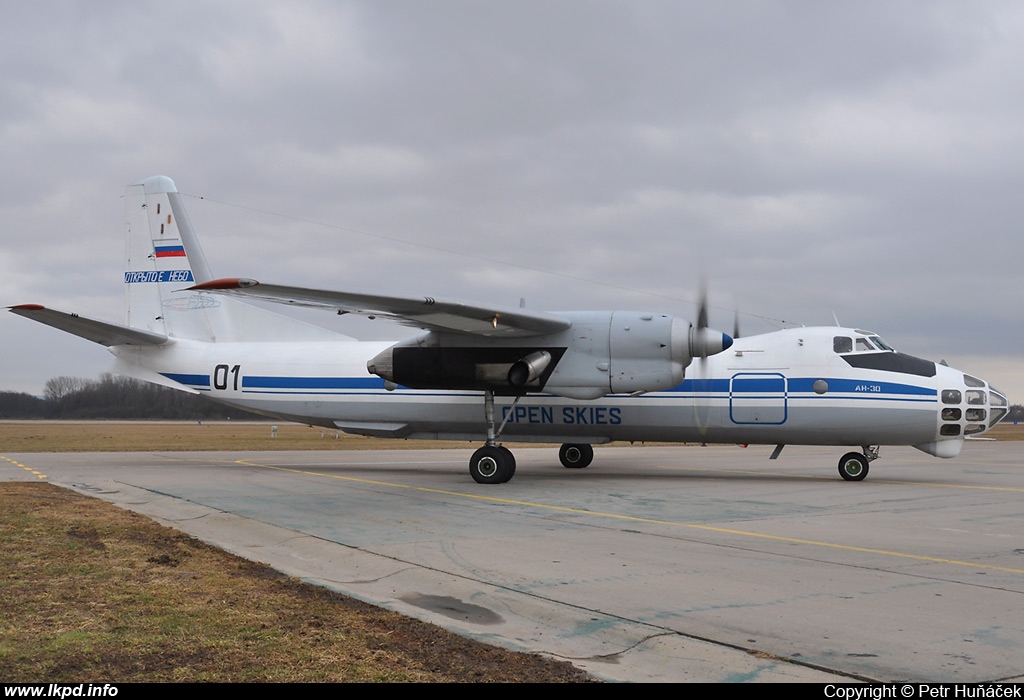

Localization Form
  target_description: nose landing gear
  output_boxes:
[838,446,879,481]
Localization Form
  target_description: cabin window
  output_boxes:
[942,408,961,421]
[941,389,961,404]
[966,390,985,405]
[833,336,852,353]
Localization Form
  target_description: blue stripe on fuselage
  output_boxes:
[242,376,386,390]
[787,377,935,396]
[661,376,934,398]
[169,372,935,401]
[160,372,211,389]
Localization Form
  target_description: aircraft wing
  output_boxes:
[7,305,169,347]
[188,278,572,337]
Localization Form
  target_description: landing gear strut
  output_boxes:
[838,446,879,481]
[469,391,518,484]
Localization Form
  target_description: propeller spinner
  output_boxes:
[689,286,733,358]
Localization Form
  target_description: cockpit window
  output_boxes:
[834,334,897,354]
[989,407,1008,427]
[966,390,985,405]
[963,374,985,388]
[942,389,961,404]
[870,336,894,351]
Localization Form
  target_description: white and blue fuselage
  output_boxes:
[114,325,1007,461]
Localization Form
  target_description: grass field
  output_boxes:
[0,421,480,453]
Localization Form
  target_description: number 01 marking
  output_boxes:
[213,364,240,391]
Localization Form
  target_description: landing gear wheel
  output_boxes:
[498,446,516,483]
[470,445,514,484]
[838,452,869,481]
[559,443,594,469]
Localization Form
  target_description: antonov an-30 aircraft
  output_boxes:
[10,176,1010,484]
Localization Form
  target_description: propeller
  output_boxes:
[688,283,733,441]
[688,283,733,360]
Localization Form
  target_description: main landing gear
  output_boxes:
[468,391,598,484]
[838,445,879,481]
[469,444,516,484]
[469,391,518,484]
[558,443,594,469]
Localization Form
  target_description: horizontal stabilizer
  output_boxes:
[189,278,572,337]
[8,305,169,347]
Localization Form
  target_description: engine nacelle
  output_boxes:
[367,310,731,398]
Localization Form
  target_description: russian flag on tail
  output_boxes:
[153,240,186,258]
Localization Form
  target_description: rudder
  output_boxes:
[124,176,221,340]
[124,176,346,343]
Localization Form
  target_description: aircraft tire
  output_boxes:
[838,452,869,481]
[498,446,516,483]
[559,443,594,469]
[470,445,513,484]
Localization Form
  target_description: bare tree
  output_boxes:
[43,376,91,403]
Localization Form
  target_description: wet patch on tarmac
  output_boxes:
[401,593,504,625]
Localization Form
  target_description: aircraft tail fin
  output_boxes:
[124,176,214,339]
[124,177,345,342]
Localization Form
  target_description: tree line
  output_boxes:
[0,375,262,420]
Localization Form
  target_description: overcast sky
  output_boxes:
[2,1,1022,402]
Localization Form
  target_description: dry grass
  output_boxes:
[0,481,593,682]
[0,421,480,453]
